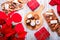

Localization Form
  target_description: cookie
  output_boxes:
[1,1,23,13]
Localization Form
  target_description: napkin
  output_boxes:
[27,0,40,11]
[35,27,50,40]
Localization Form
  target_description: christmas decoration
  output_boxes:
[0,11,27,40]
[49,0,60,16]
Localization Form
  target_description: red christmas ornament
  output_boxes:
[27,0,40,11]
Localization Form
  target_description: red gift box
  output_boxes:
[34,27,50,40]
[27,0,40,11]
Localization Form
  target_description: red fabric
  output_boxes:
[49,0,60,16]
[1,24,15,37]
[18,31,27,38]
[6,18,12,25]
[11,37,25,40]
[0,11,15,38]
[0,11,26,40]
[0,11,22,23]
[27,0,40,11]
[10,23,27,40]
[0,11,7,20]
[35,27,50,40]
[8,11,15,17]
[14,23,27,38]
[14,23,24,32]
[11,13,22,23]
[0,19,6,25]
[0,36,8,40]
[49,0,60,5]
[10,32,26,40]
[49,0,56,6]
[0,23,27,40]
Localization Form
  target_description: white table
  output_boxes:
[0,0,60,40]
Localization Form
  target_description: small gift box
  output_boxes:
[34,27,50,40]
[27,0,40,11]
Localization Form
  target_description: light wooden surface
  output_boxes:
[24,5,44,30]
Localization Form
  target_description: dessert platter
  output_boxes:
[1,0,25,13]
[24,5,44,30]
[43,9,60,36]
